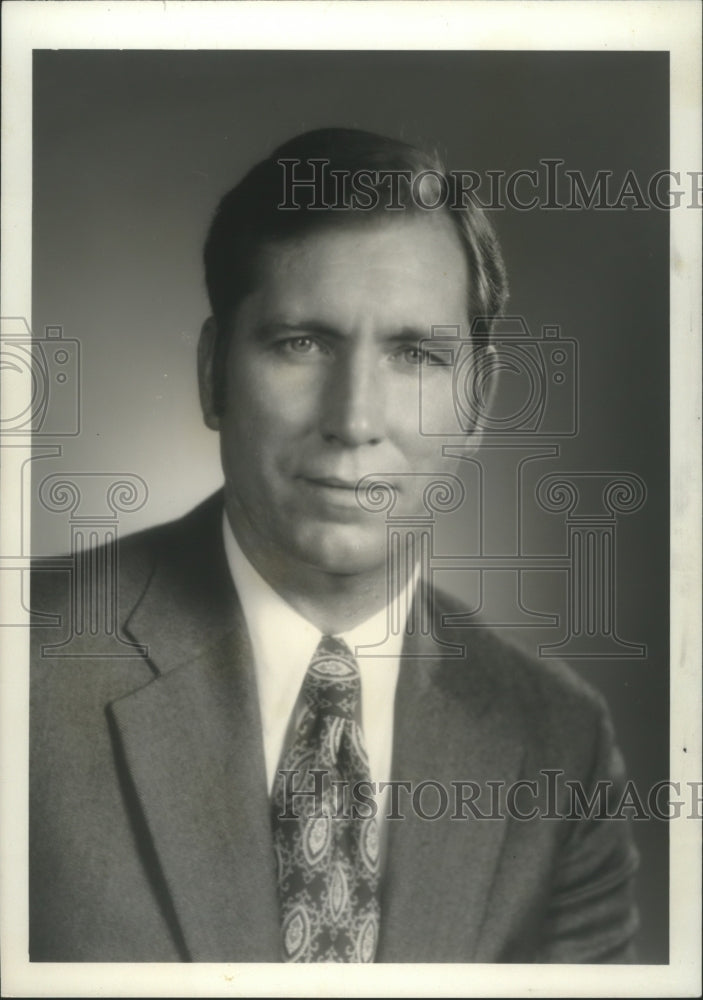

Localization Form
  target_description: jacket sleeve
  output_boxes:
[535,693,641,963]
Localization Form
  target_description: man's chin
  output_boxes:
[292,526,388,579]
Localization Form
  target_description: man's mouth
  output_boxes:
[305,476,358,490]
[297,474,373,514]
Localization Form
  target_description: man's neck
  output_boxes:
[223,514,398,635]
[237,546,389,635]
[262,568,388,636]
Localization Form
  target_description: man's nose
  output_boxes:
[320,350,385,447]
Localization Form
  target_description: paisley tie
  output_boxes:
[271,635,381,962]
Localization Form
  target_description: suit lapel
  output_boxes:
[106,496,523,962]
[108,496,281,961]
[378,612,525,963]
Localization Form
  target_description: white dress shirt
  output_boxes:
[222,512,414,819]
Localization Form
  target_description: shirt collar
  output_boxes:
[222,509,414,786]
[222,506,413,652]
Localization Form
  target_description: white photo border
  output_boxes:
[1,1,700,996]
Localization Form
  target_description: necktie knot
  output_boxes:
[302,635,361,722]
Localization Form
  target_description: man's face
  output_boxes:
[204,211,481,579]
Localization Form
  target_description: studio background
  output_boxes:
[31,50,669,961]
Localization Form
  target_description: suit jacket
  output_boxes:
[30,491,639,963]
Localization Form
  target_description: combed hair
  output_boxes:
[204,127,508,414]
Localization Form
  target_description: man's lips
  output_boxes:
[303,476,358,490]
[297,474,391,513]
[296,473,405,517]
[300,473,402,491]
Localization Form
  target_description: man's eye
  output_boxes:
[389,346,426,365]
[279,336,321,355]
[402,347,425,365]
[393,346,450,366]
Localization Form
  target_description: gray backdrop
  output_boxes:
[32,50,669,961]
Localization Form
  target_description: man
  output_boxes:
[30,128,639,963]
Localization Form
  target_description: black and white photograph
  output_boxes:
[1,2,700,996]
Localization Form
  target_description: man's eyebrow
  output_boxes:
[254,320,434,343]
[255,319,341,339]
[386,326,433,344]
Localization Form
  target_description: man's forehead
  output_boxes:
[253,211,468,294]
[257,207,463,257]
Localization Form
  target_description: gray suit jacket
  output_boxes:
[30,492,639,962]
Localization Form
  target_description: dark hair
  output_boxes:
[204,127,508,414]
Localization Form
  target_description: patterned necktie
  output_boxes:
[271,635,381,962]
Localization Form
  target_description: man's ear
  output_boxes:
[461,344,499,451]
[197,317,221,430]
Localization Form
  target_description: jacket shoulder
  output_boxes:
[31,517,164,616]
[432,587,616,762]
[30,492,223,618]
